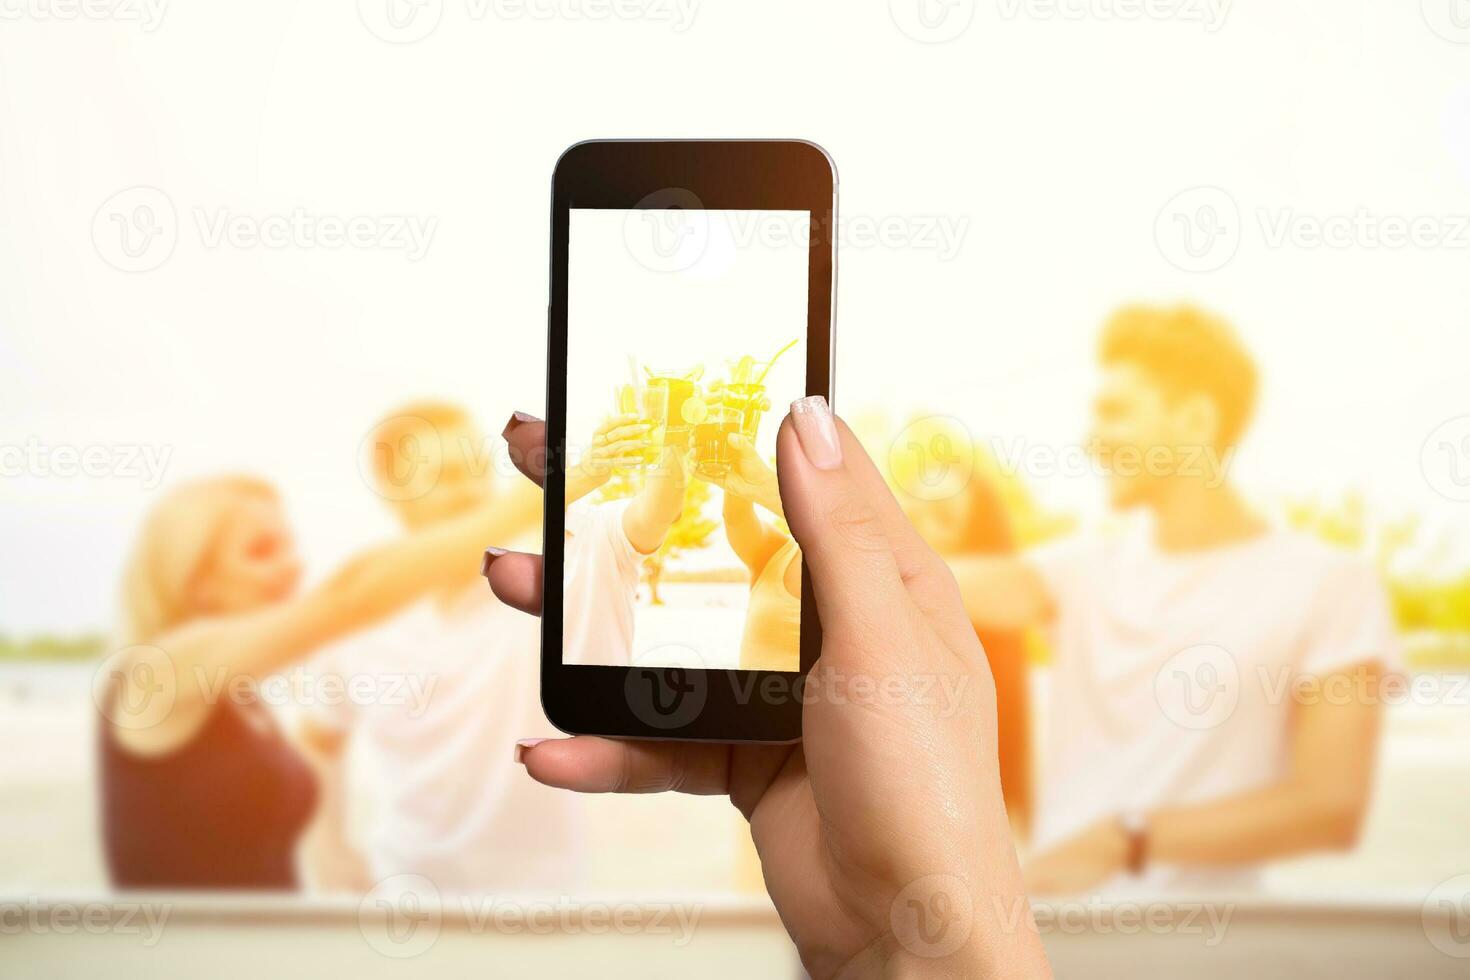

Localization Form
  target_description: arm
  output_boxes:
[622,445,685,555]
[297,719,372,893]
[566,414,650,506]
[948,555,1054,631]
[723,492,787,576]
[1026,660,1384,892]
[148,483,542,706]
[1146,660,1383,862]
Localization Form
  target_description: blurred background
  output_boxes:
[2,1,1469,976]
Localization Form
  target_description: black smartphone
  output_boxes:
[541,139,836,742]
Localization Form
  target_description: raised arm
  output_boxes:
[150,483,542,703]
[722,492,787,576]
[622,444,685,555]
[946,554,1054,631]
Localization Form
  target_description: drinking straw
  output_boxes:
[754,338,799,386]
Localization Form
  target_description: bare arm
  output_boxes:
[1147,660,1383,863]
[623,446,685,555]
[297,719,372,893]
[1027,661,1385,892]
[947,554,1054,631]
[140,484,541,712]
[723,492,786,576]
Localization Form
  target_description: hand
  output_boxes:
[306,838,374,895]
[706,432,782,515]
[574,413,652,484]
[486,402,1050,979]
[1023,818,1129,896]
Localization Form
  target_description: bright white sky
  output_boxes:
[2,3,1469,632]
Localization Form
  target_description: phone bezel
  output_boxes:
[542,139,835,742]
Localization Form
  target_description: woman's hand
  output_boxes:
[489,402,1050,979]
[702,432,783,516]
[565,413,651,503]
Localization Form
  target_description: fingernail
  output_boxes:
[502,411,541,440]
[514,738,547,764]
[790,396,842,470]
[482,547,509,578]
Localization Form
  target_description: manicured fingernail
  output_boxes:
[514,738,547,764]
[482,547,509,578]
[502,411,541,440]
[790,396,842,470]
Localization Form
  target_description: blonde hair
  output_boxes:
[366,400,474,488]
[119,476,279,644]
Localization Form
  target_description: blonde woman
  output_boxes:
[101,442,539,889]
[703,432,800,671]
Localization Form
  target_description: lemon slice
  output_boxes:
[681,396,708,425]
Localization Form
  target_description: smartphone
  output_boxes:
[542,139,836,742]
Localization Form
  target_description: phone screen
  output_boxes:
[562,207,811,673]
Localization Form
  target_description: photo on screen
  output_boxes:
[563,207,810,671]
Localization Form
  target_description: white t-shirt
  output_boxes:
[1025,520,1399,894]
[562,499,643,667]
[306,581,583,894]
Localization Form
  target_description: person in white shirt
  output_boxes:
[949,304,1397,895]
[297,402,583,893]
[560,415,686,667]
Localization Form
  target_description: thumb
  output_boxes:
[776,397,914,656]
